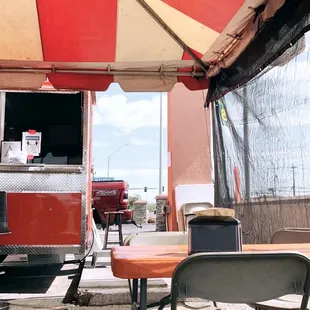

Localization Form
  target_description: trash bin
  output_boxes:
[188,216,242,255]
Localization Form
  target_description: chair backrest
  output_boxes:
[272,228,310,244]
[283,227,310,231]
[170,252,310,308]
[181,202,213,232]
[124,231,188,246]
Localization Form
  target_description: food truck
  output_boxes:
[0,82,94,264]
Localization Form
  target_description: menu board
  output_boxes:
[22,131,42,157]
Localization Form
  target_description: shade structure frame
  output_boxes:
[0,0,294,92]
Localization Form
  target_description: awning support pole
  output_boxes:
[136,0,209,74]
[0,67,204,77]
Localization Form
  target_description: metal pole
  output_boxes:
[273,167,277,198]
[300,146,306,196]
[159,92,163,195]
[212,104,220,206]
[292,165,297,196]
[214,102,230,207]
[243,88,250,201]
[107,156,110,177]
[92,166,96,181]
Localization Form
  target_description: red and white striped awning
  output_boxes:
[0,0,285,92]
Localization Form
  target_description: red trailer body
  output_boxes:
[0,83,94,263]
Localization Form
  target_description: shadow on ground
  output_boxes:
[0,265,64,293]
[0,261,83,304]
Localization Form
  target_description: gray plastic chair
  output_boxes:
[170,252,310,310]
[272,228,310,244]
[180,202,213,232]
[123,231,188,246]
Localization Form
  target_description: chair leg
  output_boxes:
[301,293,310,310]
[133,279,138,303]
[140,278,147,310]
[103,213,110,250]
[128,279,132,299]
[117,213,124,246]
[170,290,178,310]
[91,252,98,268]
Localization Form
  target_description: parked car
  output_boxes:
[92,178,133,227]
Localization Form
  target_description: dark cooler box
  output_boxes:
[188,216,242,255]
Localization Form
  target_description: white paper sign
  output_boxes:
[22,132,42,156]
[1,141,21,163]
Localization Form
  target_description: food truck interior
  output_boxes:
[2,91,83,165]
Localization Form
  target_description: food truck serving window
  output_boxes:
[1,91,83,165]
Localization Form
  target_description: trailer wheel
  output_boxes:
[0,255,7,264]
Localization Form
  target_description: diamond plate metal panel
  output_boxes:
[0,245,83,255]
[0,172,87,192]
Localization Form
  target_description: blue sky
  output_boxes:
[92,84,168,202]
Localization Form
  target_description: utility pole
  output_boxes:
[292,165,297,197]
[273,172,277,198]
[243,88,250,200]
[159,92,163,195]
[91,166,96,181]
[268,164,278,198]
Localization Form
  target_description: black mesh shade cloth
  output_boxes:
[206,0,310,106]
[206,0,310,208]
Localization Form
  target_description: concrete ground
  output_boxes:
[3,300,252,310]
[0,223,252,309]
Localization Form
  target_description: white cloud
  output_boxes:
[93,93,168,134]
[130,137,156,146]
[112,131,125,136]
[93,141,109,147]
[92,111,103,127]
[94,168,167,178]
[111,160,154,167]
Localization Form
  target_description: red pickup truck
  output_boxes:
[92,179,133,227]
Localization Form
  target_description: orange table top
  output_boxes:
[111,243,310,279]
